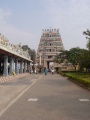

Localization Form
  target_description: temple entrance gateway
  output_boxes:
[49,62,54,69]
[36,28,65,69]
[47,61,54,70]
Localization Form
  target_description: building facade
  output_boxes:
[36,29,64,69]
[0,33,32,76]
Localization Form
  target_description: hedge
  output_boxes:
[60,71,90,88]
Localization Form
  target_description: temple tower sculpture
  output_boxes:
[36,29,65,69]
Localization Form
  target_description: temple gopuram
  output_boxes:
[36,28,65,70]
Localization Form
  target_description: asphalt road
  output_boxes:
[0,73,90,120]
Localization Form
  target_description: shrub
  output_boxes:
[60,72,90,88]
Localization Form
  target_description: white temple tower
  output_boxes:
[36,29,65,69]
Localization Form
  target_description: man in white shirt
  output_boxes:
[51,69,54,75]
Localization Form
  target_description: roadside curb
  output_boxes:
[0,73,30,83]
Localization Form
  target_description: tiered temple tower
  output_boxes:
[36,29,64,69]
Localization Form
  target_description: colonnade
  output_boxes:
[2,55,31,76]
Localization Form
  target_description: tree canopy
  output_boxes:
[79,50,90,71]
[54,47,84,70]
[22,45,36,63]
[83,29,90,51]
[54,29,90,72]
[54,47,90,71]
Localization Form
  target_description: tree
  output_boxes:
[30,49,36,64]
[54,47,85,71]
[22,45,36,63]
[83,29,90,51]
[79,49,90,71]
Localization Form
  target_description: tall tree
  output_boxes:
[83,29,90,51]
[79,49,90,71]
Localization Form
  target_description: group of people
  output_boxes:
[44,68,54,75]
[30,67,55,75]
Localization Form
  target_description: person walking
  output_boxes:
[51,69,54,75]
[44,68,48,75]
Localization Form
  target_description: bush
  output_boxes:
[60,71,90,88]
[55,67,59,73]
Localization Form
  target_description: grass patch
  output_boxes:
[60,71,90,88]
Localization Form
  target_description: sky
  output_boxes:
[0,0,90,51]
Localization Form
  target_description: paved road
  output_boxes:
[0,74,42,114]
[0,73,90,120]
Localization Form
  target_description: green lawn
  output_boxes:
[60,71,90,88]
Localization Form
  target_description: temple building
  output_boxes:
[0,33,32,76]
[36,29,65,69]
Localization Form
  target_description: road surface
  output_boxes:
[0,73,90,120]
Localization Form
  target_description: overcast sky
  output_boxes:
[0,0,90,51]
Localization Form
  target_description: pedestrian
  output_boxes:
[44,68,48,75]
[51,69,54,75]
[36,68,38,74]
[34,69,36,74]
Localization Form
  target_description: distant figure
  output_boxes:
[44,68,48,75]
[35,68,38,74]
[36,69,38,74]
[34,69,36,74]
[51,69,54,75]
